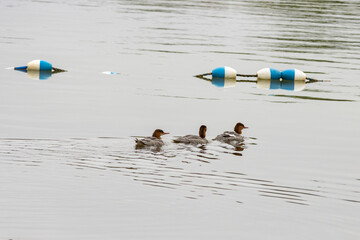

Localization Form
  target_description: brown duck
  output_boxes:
[214,122,247,146]
[135,129,169,148]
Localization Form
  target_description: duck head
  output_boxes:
[152,129,169,139]
[199,125,207,139]
[234,122,248,134]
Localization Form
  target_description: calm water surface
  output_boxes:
[0,0,359,239]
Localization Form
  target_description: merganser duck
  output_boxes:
[173,125,208,145]
[135,129,169,148]
[215,122,247,146]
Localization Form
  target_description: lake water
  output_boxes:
[0,0,359,239]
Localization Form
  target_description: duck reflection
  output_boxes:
[15,67,66,80]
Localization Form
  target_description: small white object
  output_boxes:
[102,71,118,75]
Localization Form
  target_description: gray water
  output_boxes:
[0,0,359,239]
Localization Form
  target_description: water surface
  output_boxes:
[0,0,359,239]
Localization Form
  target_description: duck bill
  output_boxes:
[163,132,170,135]
[244,127,248,129]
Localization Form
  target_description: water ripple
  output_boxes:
[0,138,359,206]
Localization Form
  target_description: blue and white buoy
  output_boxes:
[281,69,306,81]
[11,60,66,80]
[14,60,53,71]
[256,68,281,80]
[212,66,237,79]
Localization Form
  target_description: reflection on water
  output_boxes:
[195,74,316,92]
[1,138,359,206]
[211,77,237,88]
[1,0,359,237]
[14,68,66,80]
[257,79,306,92]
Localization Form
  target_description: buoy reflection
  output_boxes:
[257,79,306,92]
[27,70,53,80]
[212,77,236,88]
[195,74,309,91]
[15,68,66,80]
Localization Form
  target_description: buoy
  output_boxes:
[212,66,237,79]
[212,77,236,88]
[281,69,306,81]
[195,66,325,85]
[14,60,53,71]
[256,68,281,80]
[11,60,66,80]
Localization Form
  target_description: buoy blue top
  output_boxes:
[212,66,237,79]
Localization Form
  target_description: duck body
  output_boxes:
[135,137,164,148]
[174,135,208,145]
[215,122,247,146]
[215,131,244,145]
[135,129,169,148]
[173,125,208,145]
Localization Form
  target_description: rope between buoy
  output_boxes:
[306,77,330,83]
[52,67,67,73]
[236,74,257,78]
[194,73,211,78]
